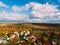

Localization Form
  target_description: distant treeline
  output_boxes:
[32,23,60,27]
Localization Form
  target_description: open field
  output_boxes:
[0,23,60,35]
[0,23,60,45]
[0,23,60,39]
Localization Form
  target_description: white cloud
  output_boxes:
[12,5,22,12]
[31,2,59,18]
[0,11,29,20]
[12,2,60,18]
[24,18,48,23]
[25,2,60,22]
[12,2,36,12]
[0,2,9,8]
[1,2,60,22]
[12,5,30,12]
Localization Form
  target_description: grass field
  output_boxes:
[0,23,60,45]
[0,23,60,35]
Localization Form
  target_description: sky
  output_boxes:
[0,0,60,23]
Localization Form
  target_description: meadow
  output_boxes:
[0,23,60,45]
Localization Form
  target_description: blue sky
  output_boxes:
[0,0,60,23]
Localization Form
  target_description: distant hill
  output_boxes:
[32,23,60,27]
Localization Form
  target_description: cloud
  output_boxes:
[0,11,29,20]
[12,5,29,12]
[24,19,48,23]
[12,2,36,12]
[12,5,22,12]
[12,2,60,18]
[1,2,60,22]
[23,2,60,22]
[0,2,9,8]
[31,2,59,18]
